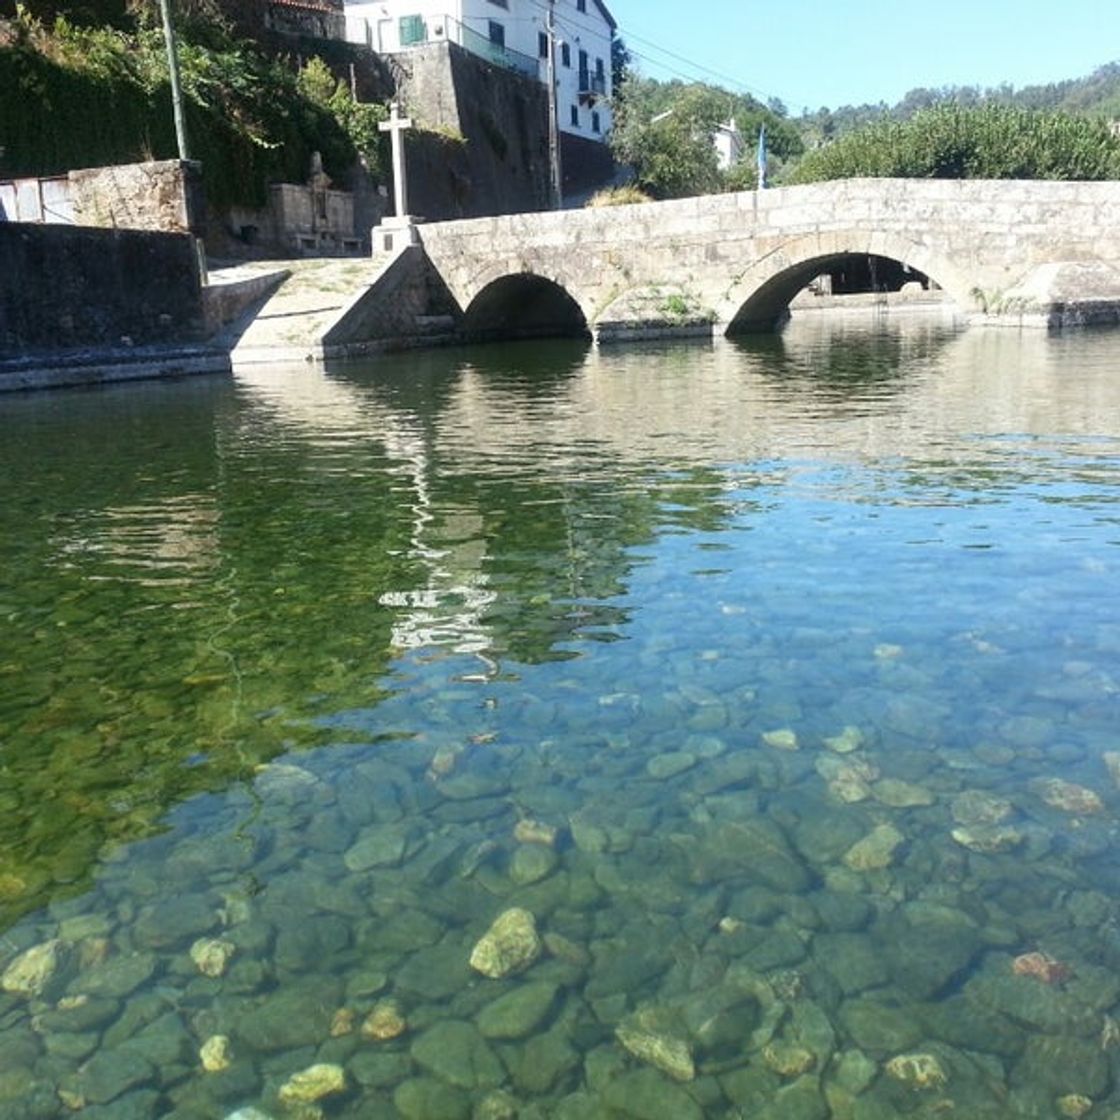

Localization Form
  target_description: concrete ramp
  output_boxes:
[229,255,395,365]
[228,248,461,365]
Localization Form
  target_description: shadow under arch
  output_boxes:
[721,232,973,335]
[461,273,592,343]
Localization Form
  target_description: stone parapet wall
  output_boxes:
[69,160,206,235]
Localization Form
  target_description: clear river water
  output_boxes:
[3,316,1120,1120]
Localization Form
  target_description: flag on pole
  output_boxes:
[757,124,767,190]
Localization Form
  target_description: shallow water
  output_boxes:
[3,318,1120,1119]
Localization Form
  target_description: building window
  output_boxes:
[399,13,426,45]
[576,0,586,10]
[561,42,571,67]
[538,31,548,57]
[488,0,508,7]
[578,48,589,88]
[591,110,600,133]
[488,19,505,46]
[570,104,579,127]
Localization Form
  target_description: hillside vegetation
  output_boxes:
[0,2,385,207]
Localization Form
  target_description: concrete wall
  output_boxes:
[0,223,204,356]
[393,40,551,218]
[418,178,1120,334]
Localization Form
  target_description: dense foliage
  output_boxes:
[0,5,387,208]
[790,103,1120,184]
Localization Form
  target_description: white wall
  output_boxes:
[343,0,614,141]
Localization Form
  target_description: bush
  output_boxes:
[790,103,1120,183]
[585,184,653,207]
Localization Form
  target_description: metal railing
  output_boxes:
[578,71,607,96]
[396,14,541,81]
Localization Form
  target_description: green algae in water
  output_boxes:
[2,325,1120,1117]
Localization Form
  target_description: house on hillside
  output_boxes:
[712,118,744,171]
[342,0,616,146]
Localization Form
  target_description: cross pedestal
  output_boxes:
[375,101,417,254]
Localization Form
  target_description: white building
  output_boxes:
[712,118,745,171]
[343,0,616,143]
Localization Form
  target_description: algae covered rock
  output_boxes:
[190,937,235,978]
[1,939,62,997]
[476,980,558,1039]
[469,908,542,978]
[361,998,408,1041]
[885,1051,947,1089]
[200,1034,232,1072]
[615,1006,695,1082]
[277,1062,346,1106]
[843,824,905,871]
[411,1020,504,1090]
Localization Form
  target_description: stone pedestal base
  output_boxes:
[373,217,419,254]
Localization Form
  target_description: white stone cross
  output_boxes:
[379,101,413,219]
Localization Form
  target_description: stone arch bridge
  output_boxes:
[411,177,1120,340]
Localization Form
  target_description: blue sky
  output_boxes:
[605,0,1120,112]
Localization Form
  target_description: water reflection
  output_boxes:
[0,323,1119,1118]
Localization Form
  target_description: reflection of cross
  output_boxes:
[379,101,413,219]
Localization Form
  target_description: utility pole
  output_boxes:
[545,0,562,209]
[158,0,189,161]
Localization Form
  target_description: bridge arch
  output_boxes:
[718,230,975,334]
[460,269,592,343]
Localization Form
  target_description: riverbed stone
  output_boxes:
[476,980,558,1039]
[843,824,905,871]
[602,1069,703,1120]
[133,895,217,949]
[70,1048,156,1104]
[616,1007,695,1082]
[393,1077,470,1120]
[872,779,935,808]
[343,823,411,871]
[839,999,924,1054]
[469,909,542,978]
[504,1025,580,1093]
[813,932,889,995]
[2,940,62,997]
[411,1020,504,1090]
[361,998,408,1041]
[647,751,697,779]
[190,937,235,978]
[951,789,1013,826]
[1012,1034,1110,1097]
[200,1035,232,1072]
[70,951,157,999]
[277,1062,347,1106]
[509,844,559,886]
[234,978,340,1051]
[878,903,983,999]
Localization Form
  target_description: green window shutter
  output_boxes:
[399,14,426,45]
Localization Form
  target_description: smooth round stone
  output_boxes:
[646,752,697,780]
[476,980,559,1039]
[133,896,217,949]
[839,999,924,1054]
[509,844,559,887]
[411,1020,504,1090]
[69,1049,156,1105]
[393,1077,470,1120]
[872,779,935,808]
[602,1068,703,1120]
[71,952,157,999]
[503,1026,581,1093]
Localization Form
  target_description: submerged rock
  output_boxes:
[1057,1094,1093,1119]
[1030,777,1104,815]
[514,818,558,847]
[950,789,1013,826]
[647,751,698,779]
[476,980,558,1040]
[411,1020,504,1090]
[1,939,61,997]
[469,908,542,978]
[843,824,905,871]
[616,1008,695,1082]
[885,1052,947,1089]
[200,1034,232,1072]
[361,999,408,1041]
[816,754,879,804]
[190,937,235,978]
[761,1041,815,1078]
[950,825,1023,854]
[277,1063,346,1106]
[762,729,799,752]
[872,779,935,808]
[822,725,865,754]
[509,844,558,886]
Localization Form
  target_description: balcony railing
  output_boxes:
[578,71,607,97]
[392,14,541,81]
